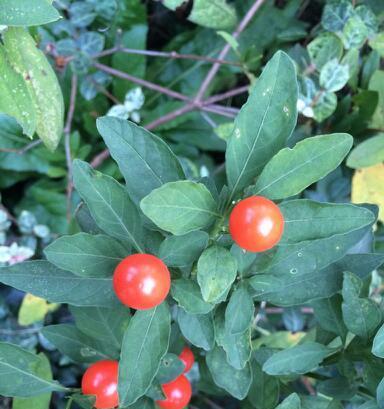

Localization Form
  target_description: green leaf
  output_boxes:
[356,4,378,35]
[41,324,116,363]
[321,1,353,32]
[2,28,64,151]
[370,33,384,58]
[373,324,384,358]
[280,200,375,244]
[225,285,254,335]
[347,134,384,169]
[226,51,298,199]
[206,346,252,400]
[0,0,61,26]
[249,252,384,307]
[12,353,53,409]
[378,377,384,409]
[342,272,382,339]
[0,49,36,137]
[0,342,65,397]
[369,71,384,129]
[275,393,301,409]
[313,91,337,122]
[358,401,379,409]
[96,117,185,204]
[320,59,350,92]
[140,180,219,235]
[44,233,127,277]
[215,307,252,370]
[119,303,170,406]
[159,231,209,268]
[0,260,117,307]
[197,245,237,304]
[342,15,368,49]
[163,0,237,30]
[171,279,214,315]
[308,33,344,69]
[253,225,379,279]
[312,295,347,340]
[263,342,330,376]
[248,358,280,409]
[301,396,343,409]
[73,160,144,252]
[124,397,155,409]
[317,376,357,400]
[70,305,130,350]
[252,133,353,200]
[156,353,184,384]
[177,309,215,351]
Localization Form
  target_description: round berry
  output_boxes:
[113,254,171,310]
[81,360,118,409]
[179,347,194,373]
[156,375,192,409]
[229,196,284,252]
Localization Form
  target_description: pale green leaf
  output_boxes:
[263,342,330,375]
[119,303,170,406]
[96,117,185,204]
[0,260,117,307]
[252,133,353,200]
[140,181,219,236]
[197,245,237,304]
[226,51,298,199]
[73,160,144,252]
[206,347,252,399]
[0,0,61,26]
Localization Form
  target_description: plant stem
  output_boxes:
[145,103,195,130]
[204,85,249,105]
[0,139,42,154]
[94,62,190,102]
[95,46,241,67]
[64,74,78,221]
[194,0,266,102]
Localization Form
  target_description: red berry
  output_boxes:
[179,347,194,373]
[156,375,192,409]
[113,253,171,310]
[81,360,118,409]
[229,196,284,252]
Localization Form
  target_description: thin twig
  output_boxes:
[204,85,249,105]
[0,139,42,154]
[301,377,317,396]
[145,103,195,130]
[253,300,267,326]
[64,74,78,221]
[195,0,266,102]
[94,62,190,102]
[200,112,217,128]
[94,46,242,67]
[90,148,111,168]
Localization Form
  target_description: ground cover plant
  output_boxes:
[0,1,384,409]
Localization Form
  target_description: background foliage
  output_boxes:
[1,0,384,409]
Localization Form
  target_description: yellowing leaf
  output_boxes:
[252,331,306,350]
[352,164,384,222]
[18,294,59,326]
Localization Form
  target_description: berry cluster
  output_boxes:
[81,195,284,408]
